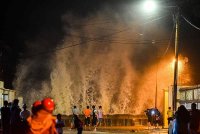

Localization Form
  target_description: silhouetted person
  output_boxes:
[20,103,31,121]
[10,99,22,134]
[145,109,152,129]
[31,100,42,115]
[74,114,83,134]
[71,105,79,129]
[8,102,12,108]
[92,105,97,131]
[56,114,65,134]
[21,100,42,134]
[189,103,200,134]
[173,105,190,134]
[151,108,161,127]
[19,103,31,134]
[1,100,11,134]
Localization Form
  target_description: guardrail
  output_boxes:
[60,114,148,127]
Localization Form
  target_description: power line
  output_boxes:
[181,15,200,31]
[25,40,170,58]
[70,20,114,27]
[65,33,170,44]
[161,19,175,57]
[142,15,170,25]
[24,15,172,58]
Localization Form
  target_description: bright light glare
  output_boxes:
[151,110,155,115]
[171,59,183,71]
[142,0,157,13]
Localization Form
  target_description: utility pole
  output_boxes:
[173,8,180,112]
[155,44,158,109]
[155,65,158,108]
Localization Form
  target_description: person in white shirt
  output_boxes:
[97,106,103,126]
[72,105,79,116]
[71,105,79,129]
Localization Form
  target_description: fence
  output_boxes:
[61,114,148,127]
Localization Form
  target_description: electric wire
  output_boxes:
[25,39,170,58]
[161,20,175,58]
[69,14,167,27]
[181,15,200,31]
[142,15,170,25]
[70,20,114,27]
[65,33,170,43]
[24,15,171,58]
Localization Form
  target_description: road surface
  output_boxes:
[63,126,168,134]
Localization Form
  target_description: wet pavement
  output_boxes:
[63,126,168,134]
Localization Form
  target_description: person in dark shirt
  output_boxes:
[56,114,65,134]
[92,105,97,131]
[1,100,11,134]
[74,114,83,134]
[189,103,200,134]
[173,105,190,134]
[10,99,22,134]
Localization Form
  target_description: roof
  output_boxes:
[179,85,200,91]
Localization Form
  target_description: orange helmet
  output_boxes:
[41,98,55,112]
[32,100,41,107]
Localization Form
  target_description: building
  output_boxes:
[163,85,200,128]
[178,85,200,109]
[0,81,16,107]
[167,85,200,110]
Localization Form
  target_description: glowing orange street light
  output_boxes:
[171,59,183,72]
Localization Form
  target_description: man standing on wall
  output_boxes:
[83,106,91,130]
[71,105,79,129]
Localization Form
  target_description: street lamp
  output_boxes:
[141,0,180,111]
[142,0,158,13]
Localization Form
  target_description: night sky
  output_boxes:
[0,0,200,89]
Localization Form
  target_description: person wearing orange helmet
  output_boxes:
[26,98,58,134]
[31,100,42,115]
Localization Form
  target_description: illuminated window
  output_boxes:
[194,89,198,100]
[186,90,193,100]
[180,91,185,100]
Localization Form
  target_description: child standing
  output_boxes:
[56,114,65,134]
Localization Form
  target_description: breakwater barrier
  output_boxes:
[61,114,148,127]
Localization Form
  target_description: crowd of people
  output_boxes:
[0,98,104,134]
[145,107,162,128]
[144,104,200,134]
[70,105,104,134]
[0,98,65,134]
[167,103,200,134]
[1,98,199,134]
